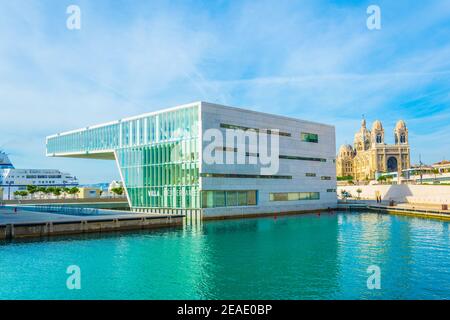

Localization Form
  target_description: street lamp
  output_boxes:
[7,181,13,200]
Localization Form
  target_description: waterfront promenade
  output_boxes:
[0,207,183,240]
[339,200,450,221]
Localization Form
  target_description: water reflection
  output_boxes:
[0,211,449,299]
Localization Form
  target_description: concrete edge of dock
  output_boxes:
[339,203,450,221]
[202,207,339,221]
[0,214,184,240]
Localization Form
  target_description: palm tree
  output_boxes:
[37,186,47,199]
[62,187,71,199]
[432,168,440,183]
[340,189,348,201]
[68,187,80,199]
[356,188,362,200]
[111,187,124,197]
[26,185,38,199]
[53,187,62,198]
[14,190,28,200]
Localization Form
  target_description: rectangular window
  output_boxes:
[226,191,238,207]
[269,192,320,201]
[305,173,316,177]
[215,147,326,162]
[200,173,292,179]
[214,191,226,207]
[327,189,336,192]
[279,155,326,162]
[321,176,332,180]
[270,193,288,201]
[202,190,258,208]
[247,190,257,205]
[220,123,291,137]
[238,191,247,206]
[301,132,319,143]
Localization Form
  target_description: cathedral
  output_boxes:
[336,119,410,181]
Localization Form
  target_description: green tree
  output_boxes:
[14,190,29,199]
[337,175,354,181]
[26,185,38,198]
[62,187,71,198]
[53,187,62,197]
[68,187,80,198]
[111,187,124,197]
[36,186,48,199]
[340,189,349,200]
[356,188,362,200]
[432,168,440,183]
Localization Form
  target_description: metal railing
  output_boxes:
[18,205,100,216]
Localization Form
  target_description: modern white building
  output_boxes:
[0,151,79,200]
[46,101,337,218]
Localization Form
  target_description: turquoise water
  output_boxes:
[1,211,449,299]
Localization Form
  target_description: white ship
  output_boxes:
[0,151,78,200]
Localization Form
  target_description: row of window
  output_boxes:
[25,175,62,179]
[220,123,319,143]
[202,190,257,208]
[201,173,333,180]
[1,181,59,185]
[269,192,320,202]
[127,186,200,209]
[200,173,292,179]
[220,124,291,137]
[215,147,327,162]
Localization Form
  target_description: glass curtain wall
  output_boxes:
[116,105,200,210]
[47,123,121,154]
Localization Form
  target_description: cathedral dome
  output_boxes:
[371,120,383,131]
[395,120,406,130]
[339,144,353,156]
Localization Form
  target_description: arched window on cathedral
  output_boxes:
[376,134,382,143]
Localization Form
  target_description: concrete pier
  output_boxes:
[338,200,450,221]
[0,208,183,240]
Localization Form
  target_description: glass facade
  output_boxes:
[202,190,257,208]
[117,106,200,210]
[47,123,121,155]
[47,105,200,210]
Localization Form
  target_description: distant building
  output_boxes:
[0,151,78,200]
[78,187,101,199]
[336,119,410,181]
[108,180,123,192]
[432,160,450,173]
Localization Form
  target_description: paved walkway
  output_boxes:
[339,200,450,220]
[0,207,173,226]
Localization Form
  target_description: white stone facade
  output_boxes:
[199,102,337,217]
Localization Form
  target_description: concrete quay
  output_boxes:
[339,200,450,221]
[0,207,183,240]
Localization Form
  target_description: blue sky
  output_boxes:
[1,0,450,183]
